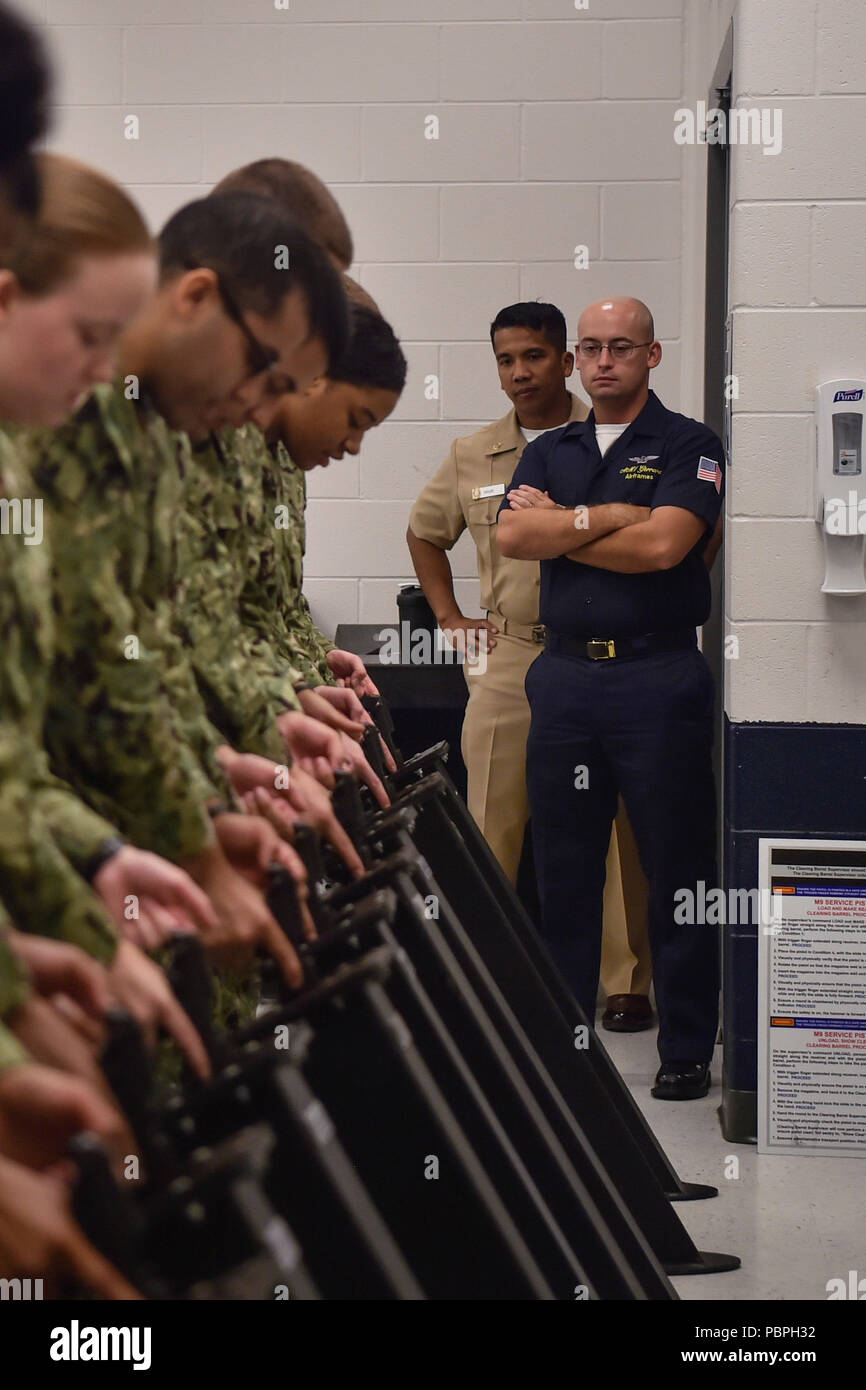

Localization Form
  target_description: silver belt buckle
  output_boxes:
[586,638,616,660]
[531,624,546,644]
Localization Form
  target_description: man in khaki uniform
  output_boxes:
[407,302,652,1027]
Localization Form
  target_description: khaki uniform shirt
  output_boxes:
[409,392,588,629]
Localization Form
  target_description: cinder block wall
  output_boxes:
[29,0,686,637]
[726,0,866,724]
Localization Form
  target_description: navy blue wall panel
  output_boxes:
[722,717,866,1140]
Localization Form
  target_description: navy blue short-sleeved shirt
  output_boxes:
[497,390,725,638]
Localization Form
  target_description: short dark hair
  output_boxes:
[158,191,349,370]
[330,305,407,395]
[0,2,51,220]
[489,302,567,355]
[212,158,353,270]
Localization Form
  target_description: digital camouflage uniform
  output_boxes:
[0,921,30,1029]
[0,924,31,1069]
[173,431,301,762]
[22,385,229,864]
[0,428,118,961]
[0,1022,27,1072]
[0,920,31,1070]
[233,424,336,686]
[24,386,272,1031]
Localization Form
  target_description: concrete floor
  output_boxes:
[598,1017,866,1302]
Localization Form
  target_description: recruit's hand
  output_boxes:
[8,932,111,1019]
[295,686,366,742]
[245,770,365,879]
[0,1155,141,1298]
[6,995,106,1089]
[0,1060,127,1170]
[214,814,316,941]
[312,683,369,725]
[313,684,397,773]
[107,941,211,1079]
[326,648,379,698]
[216,747,365,876]
[214,812,309,887]
[177,845,305,991]
[274,710,346,784]
[93,845,220,951]
[337,733,390,809]
[220,741,329,805]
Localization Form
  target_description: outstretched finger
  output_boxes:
[352,753,390,810]
[322,811,365,879]
[62,1222,144,1301]
[153,873,220,935]
[264,919,304,991]
[156,994,211,1081]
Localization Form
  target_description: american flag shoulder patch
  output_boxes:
[697,455,722,492]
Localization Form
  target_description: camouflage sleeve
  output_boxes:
[276,447,337,680]
[25,398,219,862]
[0,757,117,962]
[155,630,242,800]
[281,596,339,686]
[0,859,29,1072]
[19,748,120,875]
[0,1021,27,1072]
[0,430,123,873]
[0,918,30,1018]
[237,433,338,688]
[174,433,300,762]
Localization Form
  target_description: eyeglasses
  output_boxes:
[214,273,280,378]
[577,339,653,361]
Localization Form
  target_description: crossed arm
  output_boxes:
[497,486,710,574]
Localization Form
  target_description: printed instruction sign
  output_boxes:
[758,838,866,1157]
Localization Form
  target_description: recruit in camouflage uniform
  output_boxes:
[173,430,304,762]
[23,385,278,1029]
[233,423,337,685]
[0,427,120,960]
[22,384,234,864]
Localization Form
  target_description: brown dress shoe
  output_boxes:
[601,993,653,1032]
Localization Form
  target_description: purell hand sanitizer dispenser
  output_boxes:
[815,380,866,595]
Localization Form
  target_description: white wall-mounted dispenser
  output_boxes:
[815,380,866,595]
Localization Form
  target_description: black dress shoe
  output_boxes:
[601,993,654,1032]
[651,1060,711,1100]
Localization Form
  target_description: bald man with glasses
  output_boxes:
[498,297,725,1101]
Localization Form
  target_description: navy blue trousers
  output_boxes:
[525,645,719,1063]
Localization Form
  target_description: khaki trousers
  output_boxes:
[461,630,651,998]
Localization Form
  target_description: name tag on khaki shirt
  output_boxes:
[471,483,506,501]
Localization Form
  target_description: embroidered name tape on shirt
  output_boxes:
[471,483,506,500]
[697,455,722,492]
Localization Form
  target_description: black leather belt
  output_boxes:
[545,629,697,661]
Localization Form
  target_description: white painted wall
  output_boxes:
[21,0,861,724]
[724,0,866,723]
[26,0,689,637]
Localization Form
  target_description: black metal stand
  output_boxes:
[392,745,721,1206]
